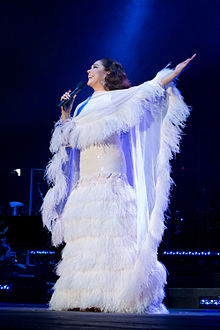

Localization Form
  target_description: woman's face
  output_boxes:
[87,60,108,91]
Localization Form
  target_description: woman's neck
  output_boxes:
[93,83,109,92]
[93,87,106,92]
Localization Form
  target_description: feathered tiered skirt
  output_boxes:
[49,172,168,313]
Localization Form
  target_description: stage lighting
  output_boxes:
[11,169,21,176]
[200,298,220,309]
[0,285,10,290]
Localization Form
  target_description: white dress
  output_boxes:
[42,68,190,313]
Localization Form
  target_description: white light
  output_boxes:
[15,169,21,176]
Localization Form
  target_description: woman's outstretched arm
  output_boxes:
[160,53,197,87]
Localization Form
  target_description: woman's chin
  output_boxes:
[87,79,94,87]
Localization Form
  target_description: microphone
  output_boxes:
[58,81,86,107]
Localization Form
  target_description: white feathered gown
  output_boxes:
[41,69,191,313]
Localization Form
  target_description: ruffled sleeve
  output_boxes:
[66,72,172,150]
[41,118,79,246]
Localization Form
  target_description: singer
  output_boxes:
[42,55,196,313]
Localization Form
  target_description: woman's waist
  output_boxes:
[80,143,126,177]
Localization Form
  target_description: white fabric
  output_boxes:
[41,68,191,313]
[79,135,126,177]
[49,172,167,313]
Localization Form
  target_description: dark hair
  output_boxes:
[101,58,131,91]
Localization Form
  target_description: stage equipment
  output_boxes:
[161,249,220,309]
[0,285,10,290]
[3,216,49,249]
[0,168,47,216]
[163,251,220,256]
[9,202,24,216]
[27,250,56,266]
[28,168,45,216]
[200,298,220,309]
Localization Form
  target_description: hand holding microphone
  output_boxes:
[59,81,86,123]
[58,81,86,113]
[60,91,76,113]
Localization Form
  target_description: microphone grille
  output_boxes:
[77,81,86,90]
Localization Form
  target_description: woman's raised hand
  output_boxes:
[60,90,77,113]
[160,53,197,87]
[174,53,197,77]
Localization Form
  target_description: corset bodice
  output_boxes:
[80,134,126,178]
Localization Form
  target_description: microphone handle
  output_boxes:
[58,86,81,107]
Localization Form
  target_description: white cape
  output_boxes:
[41,68,190,251]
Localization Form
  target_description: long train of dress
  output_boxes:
[49,135,168,313]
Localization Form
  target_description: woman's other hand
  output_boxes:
[160,53,197,87]
[174,53,197,77]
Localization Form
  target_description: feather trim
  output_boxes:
[69,82,166,150]
[148,85,191,244]
[41,144,69,244]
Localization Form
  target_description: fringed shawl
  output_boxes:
[41,68,191,248]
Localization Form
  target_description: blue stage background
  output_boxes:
[0,0,219,250]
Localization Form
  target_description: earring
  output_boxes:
[101,78,106,86]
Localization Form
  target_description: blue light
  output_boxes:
[200,298,220,306]
[163,251,220,256]
[30,250,55,255]
[105,0,152,70]
[0,285,10,290]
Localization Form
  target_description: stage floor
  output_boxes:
[0,305,220,329]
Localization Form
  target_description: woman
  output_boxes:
[42,55,196,313]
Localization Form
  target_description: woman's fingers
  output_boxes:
[60,89,78,100]
[60,91,77,113]
[184,54,197,68]
[60,92,71,101]
[185,54,197,65]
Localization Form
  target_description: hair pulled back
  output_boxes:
[101,58,131,91]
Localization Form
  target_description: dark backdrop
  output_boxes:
[0,0,219,250]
